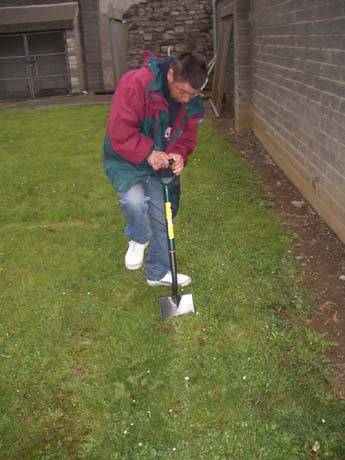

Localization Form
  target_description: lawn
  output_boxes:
[0,105,344,459]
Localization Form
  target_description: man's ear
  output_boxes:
[167,68,174,83]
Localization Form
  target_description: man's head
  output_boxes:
[167,52,208,103]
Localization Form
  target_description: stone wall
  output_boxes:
[251,0,345,242]
[123,0,213,69]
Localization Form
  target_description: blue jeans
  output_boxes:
[119,176,170,281]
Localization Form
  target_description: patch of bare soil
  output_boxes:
[211,109,345,397]
[46,220,99,232]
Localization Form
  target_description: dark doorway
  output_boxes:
[0,30,70,99]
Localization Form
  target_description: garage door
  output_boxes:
[0,31,70,99]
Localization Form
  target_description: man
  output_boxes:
[103,51,207,287]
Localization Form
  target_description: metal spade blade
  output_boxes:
[159,293,195,320]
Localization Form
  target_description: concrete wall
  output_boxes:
[234,0,252,132]
[65,6,86,94]
[0,0,101,93]
[99,0,117,91]
[0,0,63,5]
[99,0,136,91]
[214,0,234,48]
[213,0,251,128]
[251,0,345,243]
[79,0,103,92]
[0,0,86,95]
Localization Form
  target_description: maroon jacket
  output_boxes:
[103,52,204,194]
[105,52,204,166]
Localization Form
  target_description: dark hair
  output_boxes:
[169,52,208,91]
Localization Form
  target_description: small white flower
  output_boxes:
[322,419,326,423]
[147,410,151,417]
[87,292,91,295]
[169,409,173,413]
[132,399,136,403]
[172,447,176,451]
[62,292,66,295]
[185,376,190,381]
[123,430,128,435]
[242,375,247,380]
[130,422,134,426]
[138,442,143,447]
[147,369,150,373]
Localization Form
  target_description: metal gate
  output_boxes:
[0,31,70,99]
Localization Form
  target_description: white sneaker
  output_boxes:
[125,240,149,270]
[147,271,191,287]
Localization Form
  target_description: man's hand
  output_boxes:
[148,150,169,170]
[167,153,184,176]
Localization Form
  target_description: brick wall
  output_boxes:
[123,0,213,69]
[251,0,345,243]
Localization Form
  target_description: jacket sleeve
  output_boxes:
[106,75,154,164]
[166,116,202,165]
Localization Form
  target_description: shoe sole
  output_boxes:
[125,262,143,270]
[147,278,191,287]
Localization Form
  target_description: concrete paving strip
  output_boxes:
[0,93,113,110]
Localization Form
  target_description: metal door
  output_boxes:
[0,31,70,99]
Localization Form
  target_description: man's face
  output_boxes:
[167,68,198,104]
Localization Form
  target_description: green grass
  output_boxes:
[0,106,344,459]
